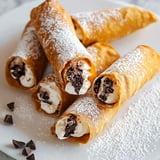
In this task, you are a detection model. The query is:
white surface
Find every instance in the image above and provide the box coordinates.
[0,0,160,160]
[0,0,160,16]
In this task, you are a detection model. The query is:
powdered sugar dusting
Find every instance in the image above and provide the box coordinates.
[67,95,103,127]
[12,27,43,60]
[72,8,121,32]
[106,47,143,73]
[87,73,160,160]
[13,94,55,141]
[38,1,91,64]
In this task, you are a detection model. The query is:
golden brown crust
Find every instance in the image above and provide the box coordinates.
[72,7,158,46]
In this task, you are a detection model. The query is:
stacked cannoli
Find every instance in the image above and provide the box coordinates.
[53,45,160,143]
[5,0,160,144]
[32,42,119,116]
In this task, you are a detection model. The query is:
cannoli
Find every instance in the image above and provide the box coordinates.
[31,42,119,116]
[31,73,77,116]
[5,21,47,90]
[51,94,117,144]
[72,7,158,46]
[92,45,160,108]
[30,0,96,95]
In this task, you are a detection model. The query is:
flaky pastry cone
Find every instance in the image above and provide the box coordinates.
[72,7,158,46]
[5,21,47,90]
[30,0,96,95]
[92,45,160,108]
[31,42,119,116]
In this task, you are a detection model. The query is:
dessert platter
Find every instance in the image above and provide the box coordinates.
[0,0,160,159]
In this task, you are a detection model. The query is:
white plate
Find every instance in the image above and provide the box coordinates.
[0,0,160,160]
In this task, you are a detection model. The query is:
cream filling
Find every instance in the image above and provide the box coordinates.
[55,115,89,140]
[37,82,61,114]
[65,62,91,95]
[10,57,34,87]
[19,66,34,87]
[97,77,119,105]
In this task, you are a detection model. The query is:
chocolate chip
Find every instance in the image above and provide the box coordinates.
[67,67,74,75]
[94,77,102,93]
[39,91,49,100]
[10,63,25,79]
[97,78,114,102]
[39,91,52,105]
[7,102,15,112]
[67,67,73,74]
[103,78,113,87]
[64,114,77,137]
[105,87,114,93]
[26,153,35,160]
[67,66,84,94]
[73,74,84,94]
[22,147,32,156]
[26,140,36,150]
[12,139,25,149]
[4,114,13,125]
[98,94,107,102]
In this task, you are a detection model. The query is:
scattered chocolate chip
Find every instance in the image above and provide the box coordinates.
[64,114,77,137]
[22,147,32,156]
[67,66,84,94]
[98,94,107,102]
[7,102,15,112]
[12,139,25,149]
[26,153,35,160]
[94,77,102,93]
[39,91,52,105]
[26,140,36,150]
[4,114,13,125]
[10,63,25,79]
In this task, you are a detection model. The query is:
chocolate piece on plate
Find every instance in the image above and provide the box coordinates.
[26,140,36,150]
[4,114,13,125]
[12,139,25,149]
[26,153,35,160]
[7,102,15,111]
[22,147,32,156]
